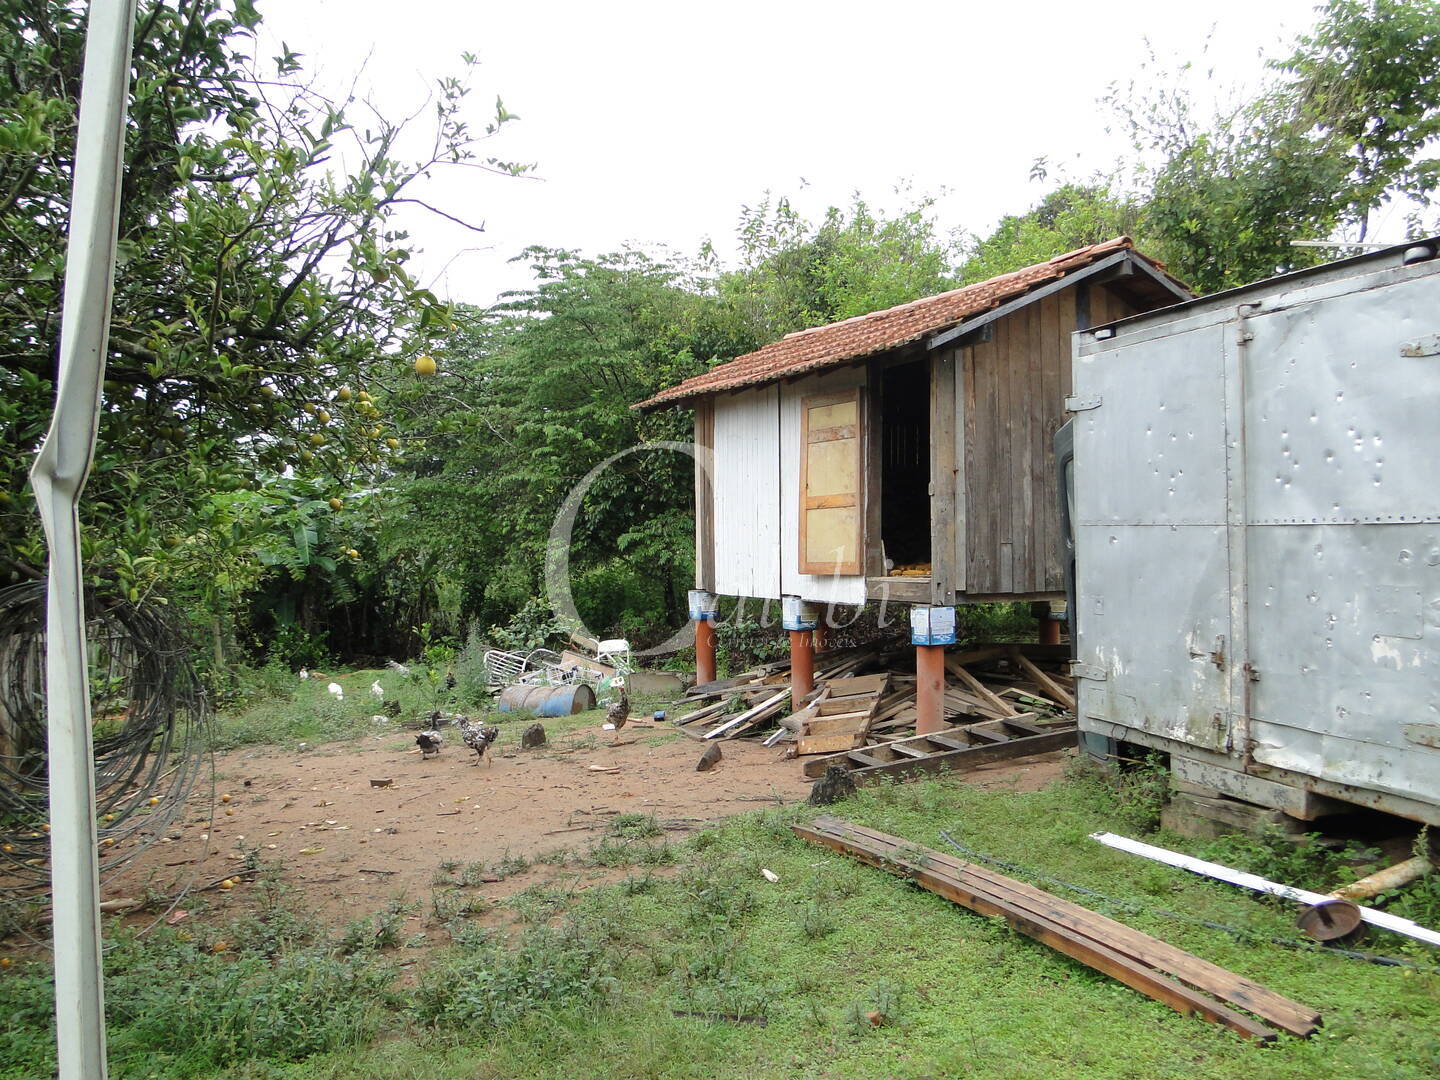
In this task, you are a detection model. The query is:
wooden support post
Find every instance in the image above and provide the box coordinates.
[790,630,814,700]
[694,618,717,686]
[916,644,946,734]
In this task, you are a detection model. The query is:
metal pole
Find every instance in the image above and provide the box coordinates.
[28,4,138,1078]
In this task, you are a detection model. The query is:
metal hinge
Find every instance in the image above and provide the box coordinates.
[1069,661,1106,681]
[1065,395,1102,412]
[1188,635,1226,670]
[1400,334,1440,358]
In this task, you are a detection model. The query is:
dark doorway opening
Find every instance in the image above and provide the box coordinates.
[879,359,931,571]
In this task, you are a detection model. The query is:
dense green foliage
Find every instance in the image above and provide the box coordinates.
[1115,0,1440,292]
[2,0,1439,676]
[0,0,522,669]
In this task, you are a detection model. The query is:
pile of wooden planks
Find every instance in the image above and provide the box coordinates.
[672,645,883,740]
[799,714,1075,781]
[780,673,890,756]
[670,643,1078,774]
[794,817,1321,1042]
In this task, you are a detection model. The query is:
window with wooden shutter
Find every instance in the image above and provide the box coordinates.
[799,389,863,575]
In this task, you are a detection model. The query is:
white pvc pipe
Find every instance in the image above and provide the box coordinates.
[1091,832,1440,950]
[28,3,138,1078]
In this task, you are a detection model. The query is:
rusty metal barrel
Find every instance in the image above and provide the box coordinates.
[496,683,595,717]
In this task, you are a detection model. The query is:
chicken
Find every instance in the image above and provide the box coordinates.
[370,680,384,697]
[386,659,411,677]
[415,729,443,759]
[327,682,344,700]
[602,687,630,743]
[452,714,500,766]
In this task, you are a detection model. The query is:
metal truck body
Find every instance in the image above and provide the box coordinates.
[1069,239,1440,825]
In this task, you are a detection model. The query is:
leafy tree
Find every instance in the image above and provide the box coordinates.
[1277,0,1440,239]
[959,182,1142,284]
[0,0,520,656]
[713,192,958,343]
[1111,0,1440,293]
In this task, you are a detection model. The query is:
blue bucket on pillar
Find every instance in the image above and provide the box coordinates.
[687,589,720,621]
[910,605,957,646]
[782,595,819,632]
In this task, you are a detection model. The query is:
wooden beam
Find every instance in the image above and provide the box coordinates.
[803,818,1320,1039]
[930,349,959,605]
[944,656,1019,717]
[927,252,1130,352]
[848,727,1075,782]
[693,398,716,591]
[1010,648,1076,712]
[794,822,1280,1041]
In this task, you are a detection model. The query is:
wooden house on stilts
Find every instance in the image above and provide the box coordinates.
[636,237,1190,730]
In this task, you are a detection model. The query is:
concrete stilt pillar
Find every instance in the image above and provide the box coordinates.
[1033,600,1063,645]
[916,644,947,735]
[783,596,820,702]
[911,605,957,736]
[790,629,814,700]
[688,589,720,686]
[812,619,827,655]
[694,617,717,685]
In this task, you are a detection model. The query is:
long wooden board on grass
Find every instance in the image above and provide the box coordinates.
[823,819,1320,1038]
[793,817,1320,1041]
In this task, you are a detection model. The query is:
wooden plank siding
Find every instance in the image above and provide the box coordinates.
[692,398,716,591]
[929,349,959,604]
[961,285,1143,596]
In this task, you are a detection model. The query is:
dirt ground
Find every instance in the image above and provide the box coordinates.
[104,717,1067,931]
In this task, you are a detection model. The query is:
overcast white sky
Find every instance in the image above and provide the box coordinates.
[257,0,1372,308]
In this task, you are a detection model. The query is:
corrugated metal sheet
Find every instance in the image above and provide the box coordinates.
[711,386,782,599]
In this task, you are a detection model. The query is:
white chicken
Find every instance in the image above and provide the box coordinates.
[298,669,309,680]
[370,680,384,697]
[327,682,344,700]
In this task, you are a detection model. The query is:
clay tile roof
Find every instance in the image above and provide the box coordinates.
[636,237,1178,410]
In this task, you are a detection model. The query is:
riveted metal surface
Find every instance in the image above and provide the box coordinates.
[1071,323,1230,526]
[1244,271,1440,526]
[1073,239,1440,820]
[1072,520,1233,751]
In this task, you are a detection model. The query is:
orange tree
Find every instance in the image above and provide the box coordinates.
[0,0,521,666]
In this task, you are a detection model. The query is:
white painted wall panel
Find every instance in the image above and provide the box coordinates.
[712,387,782,599]
[780,368,869,606]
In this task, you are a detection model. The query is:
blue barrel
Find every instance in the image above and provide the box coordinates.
[497,683,595,716]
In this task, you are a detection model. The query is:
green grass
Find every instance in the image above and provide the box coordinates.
[5,770,1439,1079]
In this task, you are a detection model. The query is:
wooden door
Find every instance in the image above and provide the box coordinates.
[799,389,863,575]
